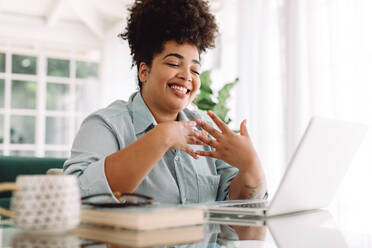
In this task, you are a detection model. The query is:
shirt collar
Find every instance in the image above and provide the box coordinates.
[128,91,195,135]
[177,110,189,121]
[129,91,158,135]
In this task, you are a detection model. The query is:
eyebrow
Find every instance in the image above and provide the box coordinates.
[163,53,200,65]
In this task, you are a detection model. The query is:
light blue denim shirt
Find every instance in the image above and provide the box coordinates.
[64,91,239,204]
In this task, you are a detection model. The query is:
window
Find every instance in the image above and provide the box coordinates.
[0,50,99,157]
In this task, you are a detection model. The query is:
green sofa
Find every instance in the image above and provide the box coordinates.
[0,156,66,209]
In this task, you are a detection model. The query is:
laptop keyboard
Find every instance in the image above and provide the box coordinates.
[223,202,266,209]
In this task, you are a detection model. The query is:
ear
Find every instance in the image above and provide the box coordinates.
[138,62,150,85]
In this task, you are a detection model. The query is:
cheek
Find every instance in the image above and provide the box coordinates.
[189,84,200,101]
[192,79,201,92]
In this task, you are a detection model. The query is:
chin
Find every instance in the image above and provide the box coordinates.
[167,102,188,112]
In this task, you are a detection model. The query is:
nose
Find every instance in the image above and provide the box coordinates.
[177,67,192,82]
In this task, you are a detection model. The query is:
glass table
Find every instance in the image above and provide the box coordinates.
[1,209,372,248]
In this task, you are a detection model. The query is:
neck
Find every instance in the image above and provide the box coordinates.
[141,91,178,123]
[152,111,178,123]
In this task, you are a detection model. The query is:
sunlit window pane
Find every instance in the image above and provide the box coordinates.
[75,84,97,113]
[47,58,70,77]
[9,150,35,156]
[0,53,5,73]
[46,83,69,110]
[0,79,4,108]
[76,61,98,79]
[45,116,69,145]
[0,115,3,144]
[10,115,35,144]
[45,150,69,158]
[11,80,36,109]
[12,54,37,75]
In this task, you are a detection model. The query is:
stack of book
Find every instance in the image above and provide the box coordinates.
[73,205,206,247]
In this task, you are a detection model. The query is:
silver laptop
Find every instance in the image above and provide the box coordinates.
[207,116,368,217]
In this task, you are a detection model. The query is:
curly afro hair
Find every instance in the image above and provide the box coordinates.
[119,0,218,88]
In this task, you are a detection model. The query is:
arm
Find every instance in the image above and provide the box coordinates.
[65,115,203,196]
[194,111,267,200]
[105,121,200,193]
[228,159,267,200]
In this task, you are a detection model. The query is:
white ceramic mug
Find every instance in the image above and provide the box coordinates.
[0,175,80,233]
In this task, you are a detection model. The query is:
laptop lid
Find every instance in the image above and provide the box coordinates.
[267,116,368,216]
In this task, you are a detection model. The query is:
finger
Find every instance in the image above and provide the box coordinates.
[195,150,217,158]
[183,145,199,159]
[195,119,222,139]
[188,131,209,145]
[207,110,230,133]
[202,130,209,136]
[190,130,208,138]
[193,130,218,147]
[187,136,209,146]
[183,121,197,127]
[240,119,248,136]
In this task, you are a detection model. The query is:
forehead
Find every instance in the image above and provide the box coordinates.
[158,40,200,61]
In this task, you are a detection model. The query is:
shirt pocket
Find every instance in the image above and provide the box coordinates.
[197,174,221,202]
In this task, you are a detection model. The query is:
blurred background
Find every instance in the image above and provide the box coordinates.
[0,0,371,234]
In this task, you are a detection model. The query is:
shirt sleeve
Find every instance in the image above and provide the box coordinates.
[63,114,119,200]
[215,159,239,201]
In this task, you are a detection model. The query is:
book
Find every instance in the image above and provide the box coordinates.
[80,205,206,231]
[73,224,205,247]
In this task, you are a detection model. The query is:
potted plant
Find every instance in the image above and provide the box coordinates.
[193,70,238,125]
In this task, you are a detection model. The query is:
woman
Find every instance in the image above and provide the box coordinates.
[64,0,267,204]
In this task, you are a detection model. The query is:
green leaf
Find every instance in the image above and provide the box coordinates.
[195,98,216,110]
[217,78,238,106]
[199,70,213,94]
[212,104,229,123]
[194,71,239,125]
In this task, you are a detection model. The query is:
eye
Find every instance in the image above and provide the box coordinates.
[166,62,179,67]
[191,70,200,76]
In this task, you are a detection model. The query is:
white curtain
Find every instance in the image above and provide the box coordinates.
[233,0,372,231]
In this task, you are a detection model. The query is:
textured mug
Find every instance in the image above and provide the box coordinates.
[0,175,80,233]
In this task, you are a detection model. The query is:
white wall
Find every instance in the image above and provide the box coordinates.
[0,13,100,53]
[100,21,137,107]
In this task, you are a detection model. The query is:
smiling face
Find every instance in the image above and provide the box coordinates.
[139,40,201,122]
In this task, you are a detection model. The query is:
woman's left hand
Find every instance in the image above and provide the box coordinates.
[194,111,260,171]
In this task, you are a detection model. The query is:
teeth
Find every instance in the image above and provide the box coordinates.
[170,85,188,94]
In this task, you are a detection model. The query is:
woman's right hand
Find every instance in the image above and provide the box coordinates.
[156,121,206,159]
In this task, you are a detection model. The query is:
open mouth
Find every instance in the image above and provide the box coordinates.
[168,83,191,94]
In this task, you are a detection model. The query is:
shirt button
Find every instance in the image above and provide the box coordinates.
[175,156,179,161]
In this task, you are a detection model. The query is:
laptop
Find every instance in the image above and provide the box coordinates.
[207,116,368,217]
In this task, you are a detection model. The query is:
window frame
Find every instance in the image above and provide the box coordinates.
[0,47,100,157]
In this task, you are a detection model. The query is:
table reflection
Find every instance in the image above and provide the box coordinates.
[267,210,348,248]
[210,209,349,248]
[12,232,80,248]
[4,210,357,248]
